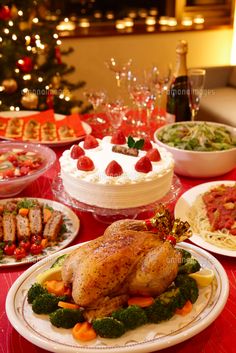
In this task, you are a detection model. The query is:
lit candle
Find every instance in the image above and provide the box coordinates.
[79,18,90,28]
[56,20,76,31]
[167,17,177,27]
[145,16,156,26]
[124,17,134,28]
[159,16,169,26]
[193,15,205,24]
[182,17,193,26]
[115,20,125,30]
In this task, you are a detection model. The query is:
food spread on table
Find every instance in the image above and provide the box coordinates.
[0,110,86,143]
[188,183,236,250]
[0,198,70,262]
[0,147,44,180]
[26,207,214,342]
[156,122,236,151]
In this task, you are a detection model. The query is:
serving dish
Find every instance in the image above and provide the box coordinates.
[174,180,236,257]
[154,121,236,178]
[0,198,80,267]
[0,141,56,197]
[0,111,92,147]
[6,242,228,353]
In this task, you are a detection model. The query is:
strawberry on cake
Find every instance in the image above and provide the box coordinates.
[59,131,174,209]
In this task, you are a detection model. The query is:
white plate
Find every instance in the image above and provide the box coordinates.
[0,198,80,267]
[6,242,229,353]
[0,111,91,146]
[175,180,236,257]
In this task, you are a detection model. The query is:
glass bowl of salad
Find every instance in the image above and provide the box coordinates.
[0,141,56,197]
[154,121,236,178]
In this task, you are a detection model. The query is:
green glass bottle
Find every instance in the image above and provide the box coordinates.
[166,40,191,123]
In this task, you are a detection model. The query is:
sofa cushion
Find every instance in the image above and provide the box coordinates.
[197,87,236,127]
[228,67,236,87]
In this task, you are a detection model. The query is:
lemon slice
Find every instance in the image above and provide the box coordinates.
[36,266,62,285]
[189,268,215,287]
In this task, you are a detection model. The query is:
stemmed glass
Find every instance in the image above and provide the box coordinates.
[105,99,128,133]
[83,89,107,125]
[187,69,206,121]
[104,57,132,88]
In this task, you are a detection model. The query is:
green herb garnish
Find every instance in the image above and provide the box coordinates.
[127,136,144,150]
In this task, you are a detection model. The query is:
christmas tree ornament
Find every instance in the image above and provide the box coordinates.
[10,5,18,19]
[21,92,38,109]
[2,79,18,94]
[0,6,11,21]
[19,21,31,31]
[51,74,61,89]
[17,57,33,73]
[55,47,62,64]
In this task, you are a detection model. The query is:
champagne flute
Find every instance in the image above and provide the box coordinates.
[187,69,206,121]
[104,57,132,88]
[105,99,128,133]
[83,89,107,125]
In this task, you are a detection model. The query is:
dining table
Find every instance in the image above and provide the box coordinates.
[0,114,236,353]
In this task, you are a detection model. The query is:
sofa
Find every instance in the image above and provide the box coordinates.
[196,65,236,127]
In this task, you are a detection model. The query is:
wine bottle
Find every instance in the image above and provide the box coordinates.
[166,40,191,123]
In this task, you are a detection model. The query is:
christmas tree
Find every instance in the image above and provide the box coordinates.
[0,0,88,115]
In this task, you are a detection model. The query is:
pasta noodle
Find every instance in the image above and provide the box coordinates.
[188,193,236,250]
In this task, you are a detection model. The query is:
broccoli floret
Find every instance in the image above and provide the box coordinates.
[145,298,174,323]
[27,283,48,304]
[178,258,201,274]
[92,317,126,338]
[175,274,199,304]
[112,305,148,330]
[178,249,191,264]
[49,308,84,328]
[32,293,68,314]
[158,286,187,310]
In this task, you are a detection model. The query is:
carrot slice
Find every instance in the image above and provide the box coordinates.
[44,280,65,296]
[18,208,29,216]
[43,208,52,223]
[58,301,80,310]
[175,300,193,316]
[128,296,154,308]
[72,322,97,341]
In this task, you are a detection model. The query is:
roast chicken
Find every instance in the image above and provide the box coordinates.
[61,208,191,319]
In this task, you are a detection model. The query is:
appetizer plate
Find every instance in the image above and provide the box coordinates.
[0,111,92,147]
[0,198,80,267]
[175,181,236,257]
[6,242,229,353]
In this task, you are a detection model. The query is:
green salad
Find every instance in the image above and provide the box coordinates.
[157,122,236,151]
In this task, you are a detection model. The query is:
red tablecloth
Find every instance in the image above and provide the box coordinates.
[1,119,236,353]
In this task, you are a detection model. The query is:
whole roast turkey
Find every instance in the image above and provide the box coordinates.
[61,207,191,319]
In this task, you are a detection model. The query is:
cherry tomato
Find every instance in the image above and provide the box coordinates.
[19,239,31,252]
[4,242,16,256]
[3,169,14,179]
[7,154,17,163]
[30,243,43,255]
[20,166,30,176]
[14,247,26,260]
[31,235,42,244]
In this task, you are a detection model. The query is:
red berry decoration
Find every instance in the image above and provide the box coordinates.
[17,57,33,73]
[0,6,11,21]
[142,138,153,151]
[146,148,161,162]
[105,160,123,177]
[77,156,95,171]
[70,145,85,159]
[83,135,99,149]
[135,156,152,173]
[111,130,126,145]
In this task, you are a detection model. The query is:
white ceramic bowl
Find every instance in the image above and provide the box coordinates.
[0,141,56,197]
[154,121,236,178]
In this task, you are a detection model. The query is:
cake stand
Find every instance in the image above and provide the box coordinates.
[52,174,182,223]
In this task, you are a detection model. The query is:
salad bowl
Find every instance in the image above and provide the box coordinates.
[154,121,236,178]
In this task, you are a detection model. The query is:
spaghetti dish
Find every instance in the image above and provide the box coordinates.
[188,184,236,250]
